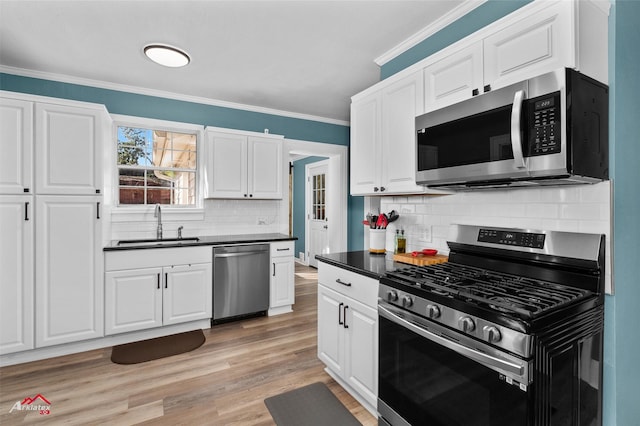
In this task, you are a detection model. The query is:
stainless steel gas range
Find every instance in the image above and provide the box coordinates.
[378,224,605,426]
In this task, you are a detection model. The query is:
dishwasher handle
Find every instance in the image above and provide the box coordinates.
[214,250,267,259]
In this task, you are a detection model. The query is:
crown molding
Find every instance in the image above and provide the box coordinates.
[0,65,350,127]
[374,0,487,66]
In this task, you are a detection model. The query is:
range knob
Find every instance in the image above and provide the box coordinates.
[401,295,413,308]
[387,290,398,302]
[426,304,441,319]
[483,326,502,343]
[458,316,476,333]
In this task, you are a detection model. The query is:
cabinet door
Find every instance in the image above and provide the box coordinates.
[163,263,212,325]
[381,71,426,194]
[248,137,283,199]
[206,131,247,198]
[270,256,295,308]
[317,285,344,375]
[350,92,381,195]
[344,299,378,407]
[0,195,34,354]
[0,98,33,194]
[104,267,163,335]
[424,42,483,111]
[483,2,573,91]
[35,103,104,195]
[35,195,103,347]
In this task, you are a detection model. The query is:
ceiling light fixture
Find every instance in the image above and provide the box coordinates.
[143,44,191,68]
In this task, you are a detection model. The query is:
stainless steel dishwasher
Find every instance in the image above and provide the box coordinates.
[212,244,270,323]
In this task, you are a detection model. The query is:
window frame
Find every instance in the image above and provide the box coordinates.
[110,115,205,221]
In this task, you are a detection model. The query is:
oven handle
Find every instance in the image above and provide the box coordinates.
[379,304,524,377]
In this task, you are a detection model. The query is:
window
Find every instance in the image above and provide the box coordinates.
[116,125,197,206]
[312,173,326,220]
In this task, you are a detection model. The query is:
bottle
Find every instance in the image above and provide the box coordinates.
[397,229,406,254]
[394,229,400,254]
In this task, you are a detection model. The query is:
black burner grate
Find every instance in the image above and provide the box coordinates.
[386,263,591,319]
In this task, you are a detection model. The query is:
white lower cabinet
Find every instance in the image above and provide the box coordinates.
[0,195,34,354]
[317,262,378,413]
[35,195,103,348]
[269,241,295,312]
[104,247,212,336]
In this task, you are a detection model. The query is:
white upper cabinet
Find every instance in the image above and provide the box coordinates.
[206,131,247,198]
[350,70,431,196]
[483,1,573,91]
[205,130,283,199]
[424,42,483,112]
[248,136,283,199]
[350,92,381,195]
[0,97,33,195]
[380,71,426,194]
[35,102,107,195]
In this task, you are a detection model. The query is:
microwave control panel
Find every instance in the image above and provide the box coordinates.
[527,91,561,156]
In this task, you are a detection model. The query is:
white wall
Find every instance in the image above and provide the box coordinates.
[375,181,612,293]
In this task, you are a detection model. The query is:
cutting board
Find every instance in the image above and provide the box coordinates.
[393,253,448,266]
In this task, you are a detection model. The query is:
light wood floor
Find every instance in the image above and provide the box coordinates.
[0,264,377,425]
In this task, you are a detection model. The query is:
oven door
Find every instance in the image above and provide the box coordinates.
[378,303,532,426]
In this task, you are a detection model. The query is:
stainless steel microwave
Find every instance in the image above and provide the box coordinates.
[415,68,609,190]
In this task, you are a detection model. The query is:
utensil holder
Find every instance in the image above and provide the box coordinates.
[369,229,386,254]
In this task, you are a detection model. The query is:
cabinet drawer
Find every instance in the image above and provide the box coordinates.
[318,262,378,309]
[271,241,294,258]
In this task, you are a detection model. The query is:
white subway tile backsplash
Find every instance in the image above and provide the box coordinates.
[378,183,612,293]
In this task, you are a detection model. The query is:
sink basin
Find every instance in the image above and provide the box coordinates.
[116,237,200,246]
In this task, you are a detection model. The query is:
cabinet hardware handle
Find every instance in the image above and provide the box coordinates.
[157,273,160,289]
[96,202,101,219]
[24,187,30,193]
[472,88,479,96]
[165,273,168,289]
[336,278,352,287]
[343,305,349,329]
[276,248,290,251]
[24,202,30,221]
[484,84,492,93]
[249,194,253,197]
[273,263,276,276]
[338,302,344,325]
[380,186,386,192]
[373,187,379,192]
[244,194,248,197]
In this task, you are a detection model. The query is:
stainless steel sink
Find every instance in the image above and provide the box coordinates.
[116,237,200,247]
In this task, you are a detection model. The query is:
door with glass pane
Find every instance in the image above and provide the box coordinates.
[306,161,329,268]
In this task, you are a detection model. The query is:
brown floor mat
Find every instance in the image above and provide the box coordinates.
[110,329,205,364]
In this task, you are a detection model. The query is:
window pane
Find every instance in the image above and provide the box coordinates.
[119,187,145,205]
[119,168,145,186]
[147,170,173,187]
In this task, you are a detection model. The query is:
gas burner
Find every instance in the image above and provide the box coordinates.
[386,262,592,319]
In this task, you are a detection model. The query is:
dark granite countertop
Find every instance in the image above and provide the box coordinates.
[104,233,297,251]
[315,251,406,280]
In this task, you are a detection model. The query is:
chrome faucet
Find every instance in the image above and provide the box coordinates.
[154,204,163,240]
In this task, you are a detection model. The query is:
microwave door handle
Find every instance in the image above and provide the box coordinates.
[510,90,527,169]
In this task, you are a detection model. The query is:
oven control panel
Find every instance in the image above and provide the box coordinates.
[478,229,545,249]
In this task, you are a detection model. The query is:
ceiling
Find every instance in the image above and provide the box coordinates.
[0,1,469,123]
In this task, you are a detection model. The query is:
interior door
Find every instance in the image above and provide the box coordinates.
[306,161,329,268]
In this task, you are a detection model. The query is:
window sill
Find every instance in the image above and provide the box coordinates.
[110,206,205,223]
